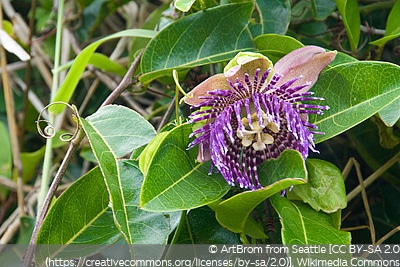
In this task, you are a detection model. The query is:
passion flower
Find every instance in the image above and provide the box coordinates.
[185,46,336,189]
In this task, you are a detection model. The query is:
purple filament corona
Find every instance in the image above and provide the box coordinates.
[188,68,328,190]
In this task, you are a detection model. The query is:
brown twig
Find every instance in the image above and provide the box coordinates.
[101,49,144,107]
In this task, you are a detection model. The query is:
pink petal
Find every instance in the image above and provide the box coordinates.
[274,46,337,91]
[183,73,229,106]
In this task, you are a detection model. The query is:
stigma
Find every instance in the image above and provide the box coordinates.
[237,111,280,151]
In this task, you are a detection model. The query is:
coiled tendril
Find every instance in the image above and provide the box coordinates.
[36,102,80,142]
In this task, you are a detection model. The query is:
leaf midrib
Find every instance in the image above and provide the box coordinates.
[82,118,132,243]
[146,162,206,206]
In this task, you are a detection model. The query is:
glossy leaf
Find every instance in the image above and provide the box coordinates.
[311,0,337,20]
[334,0,360,53]
[36,166,121,246]
[139,131,169,176]
[254,34,303,62]
[291,159,347,213]
[270,195,351,244]
[215,150,307,233]
[209,200,267,240]
[85,105,156,157]
[140,123,230,212]
[175,207,241,244]
[81,107,169,244]
[310,61,400,143]
[35,162,171,263]
[139,2,254,84]
[50,29,156,114]
[369,0,400,47]
[329,51,358,66]
[255,0,290,34]
[116,160,173,244]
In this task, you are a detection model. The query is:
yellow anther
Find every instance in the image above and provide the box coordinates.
[266,121,279,133]
[261,132,274,144]
[252,141,266,151]
[241,134,253,147]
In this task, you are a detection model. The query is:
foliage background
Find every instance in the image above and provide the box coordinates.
[0,0,399,262]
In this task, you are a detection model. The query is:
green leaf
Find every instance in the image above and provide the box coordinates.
[255,0,290,34]
[174,0,196,12]
[243,218,268,240]
[270,195,351,244]
[36,166,121,245]
[117,160,173,244]
[85,105,156,157]
[311,0,337,20]
[311,61,400,143]
[139,2,254,84]
[215,150,307,234]
[50,29,156,114]
[378,99,400,127]
[369,0,400,47]
[329,51,358,67]
[291,159,347,213]
[370,116,400,149]
[139,131,169,176]
[334,0,360,53]
[140,123,230,212]
[89,53,127,76]
[36,161,173,265]
[175,206,241,244]
[81,107,170,244]
[20,147,46,183]
[254,34,303,62]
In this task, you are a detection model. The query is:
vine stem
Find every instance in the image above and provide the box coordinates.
[36,0,65,214]
[23,46,145,267]
[23,130,83,267]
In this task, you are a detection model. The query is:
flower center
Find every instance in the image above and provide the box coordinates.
[237,111,280,151]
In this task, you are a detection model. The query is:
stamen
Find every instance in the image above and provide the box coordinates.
[244,73,252,92]
[258,69,271,92]
[253,68,261,93]
[280,76,302,90]
[269,73,281,86]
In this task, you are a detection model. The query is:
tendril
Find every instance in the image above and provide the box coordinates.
[36,102,80,142]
